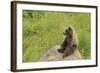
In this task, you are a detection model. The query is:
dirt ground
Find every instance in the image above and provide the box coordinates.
[39,45,82,62]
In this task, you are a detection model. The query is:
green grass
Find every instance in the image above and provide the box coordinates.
[22,10,91,62]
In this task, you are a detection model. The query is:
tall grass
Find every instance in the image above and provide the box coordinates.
[22,10,91,62]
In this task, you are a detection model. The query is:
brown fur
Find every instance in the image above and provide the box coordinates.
[57,26,78,58]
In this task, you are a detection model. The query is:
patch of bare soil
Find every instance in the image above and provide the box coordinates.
[39,45,82,62]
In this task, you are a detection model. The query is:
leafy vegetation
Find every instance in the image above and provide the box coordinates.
[22,10,91,62]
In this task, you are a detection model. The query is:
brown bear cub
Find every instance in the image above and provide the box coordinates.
[57,26,78,58]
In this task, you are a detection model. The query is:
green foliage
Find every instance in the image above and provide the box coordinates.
[22,10,91,62]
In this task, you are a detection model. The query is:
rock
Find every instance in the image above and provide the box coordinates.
[39,45,82,62]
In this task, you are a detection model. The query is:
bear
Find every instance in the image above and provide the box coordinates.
[57,26,78,58]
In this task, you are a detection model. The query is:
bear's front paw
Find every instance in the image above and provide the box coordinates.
[57,49,64,53]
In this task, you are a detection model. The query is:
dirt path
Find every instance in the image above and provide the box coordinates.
[39,45,82,62]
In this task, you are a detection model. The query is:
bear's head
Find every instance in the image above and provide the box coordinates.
[63,26,73,39]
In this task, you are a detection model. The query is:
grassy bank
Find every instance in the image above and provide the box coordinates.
[22,10,91,62]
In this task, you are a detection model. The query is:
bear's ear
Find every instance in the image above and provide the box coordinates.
[68,26,72,31]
